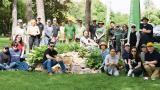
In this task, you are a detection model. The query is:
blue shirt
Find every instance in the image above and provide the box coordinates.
[9,48,21,63]
[101,48,109,61]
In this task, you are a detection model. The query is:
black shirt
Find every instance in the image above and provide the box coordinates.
[145,51,160,67]
[130,31,137,47]
[140,23,153,44]
[129,54,141,68]
[37,22,44,37]
[43,48,58,62]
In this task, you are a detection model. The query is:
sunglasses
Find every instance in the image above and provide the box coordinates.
[50,45,54,47]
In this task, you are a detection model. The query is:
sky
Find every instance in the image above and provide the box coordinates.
[101,0,160,14]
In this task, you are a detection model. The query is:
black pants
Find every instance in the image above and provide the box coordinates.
[29,36,39,50]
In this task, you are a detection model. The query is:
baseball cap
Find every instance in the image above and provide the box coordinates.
[146,42,154,47]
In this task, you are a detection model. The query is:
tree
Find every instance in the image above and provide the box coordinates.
[26,0,32,22]
[85,0,91,31]
[36,0,45,24]
[11,0,17,39]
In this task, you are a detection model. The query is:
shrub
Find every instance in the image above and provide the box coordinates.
[86,48,102,69]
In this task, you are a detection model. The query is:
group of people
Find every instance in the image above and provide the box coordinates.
[0,16,160,80]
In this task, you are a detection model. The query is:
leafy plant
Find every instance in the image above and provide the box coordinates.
[86,48,102,69]
[26,45,48,65]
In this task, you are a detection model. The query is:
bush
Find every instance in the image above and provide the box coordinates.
[26,45,48,65]
[86,48,102,69]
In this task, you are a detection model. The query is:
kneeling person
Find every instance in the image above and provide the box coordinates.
[42,42,66,75]
[104,48,119,76]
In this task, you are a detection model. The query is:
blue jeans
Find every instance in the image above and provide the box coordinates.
[43,59,66,73]
[0,64,7,70]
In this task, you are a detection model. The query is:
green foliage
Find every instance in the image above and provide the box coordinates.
[78,47,89,58]
[86,48,102,69]
[26,45,48,65]
[56,42,81,54]
[111,12,129,25]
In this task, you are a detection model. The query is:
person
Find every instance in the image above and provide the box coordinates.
[52,18,60,43]
[64,19,76,42]
[104,48,119,76]
[90,20,98,40]
[99,42,109,71]
[114,25,123,52]
[139,17,153,46]
[122,43,131,74]
[42,19,53,45]
[80,30,98,51]
[27,19,40,51]
[75,20,85,42]
[143,42,160,80]
[127,47,143,77]
[13,19,25,41]
[0,46,10,70]
[140,44,147,62]
[122,24,128,39]
[58,22,65,43]
[108,21,116,49]
[129,25,140,48]
[95,21,106,44]
[42,42,66,75]
[14,35,25,53]
[37,17,44,45]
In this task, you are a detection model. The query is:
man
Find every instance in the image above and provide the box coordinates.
[90,20,98,40]
[143,42,160,80]
[64,19,76,42]
[122,43,131,74]
[139,17,153,46]
[0,46,10,70]
[42,42,66,75]
[37,17,44,45]
[52,18,60,43]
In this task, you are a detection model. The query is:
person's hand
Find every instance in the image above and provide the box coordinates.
[142,29,147,33]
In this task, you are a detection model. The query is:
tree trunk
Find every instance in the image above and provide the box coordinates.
[11,0,17,39]
[85,0,91,32]
[26,0,33,22]
[36,0,45,24]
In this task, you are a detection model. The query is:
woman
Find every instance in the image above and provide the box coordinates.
[95,21,106,44]
[27,19,40,51]
[99,42,109,69]
[104,48,119,76]
[127,47,143,77]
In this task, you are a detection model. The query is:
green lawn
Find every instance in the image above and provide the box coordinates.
[0,37,160,90]
[0,37,11,49]
[0,71,160,90]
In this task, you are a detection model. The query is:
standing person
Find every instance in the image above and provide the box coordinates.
[58,22,65,43]
[37,17,44,45]
[104,48,119,76]
[52,18,60,43]
[143,42,160,80]
[122,43,131,74]
[108,21,116,49]
[64,19,76,42]
[127,47,143,77]
[129,25,140,48]
[42,42,66,75]
[114,25,123,52]
[95,21,106,44]
[41,19,53,45]
[90,20,98,40]
[122,24,128,39]
[0,46,10,70]
[27,19,40,51]
[13,19,25,41]
[139,17,153,46]
[75,20,86,42]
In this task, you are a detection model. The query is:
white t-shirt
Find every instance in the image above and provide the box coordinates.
[104,54,119,65]
[27,25,40,36]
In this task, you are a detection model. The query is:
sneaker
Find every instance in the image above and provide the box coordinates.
[48,72,53,76]
[127,69,133,76]
[131,73,135,77]
[144,77,149,80]
[151,78,156,80]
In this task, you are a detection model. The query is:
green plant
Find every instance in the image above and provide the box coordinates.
[78,47,89,58]
[26,45,48,65]
[86,48,102,69]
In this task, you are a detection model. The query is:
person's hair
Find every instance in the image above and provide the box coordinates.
[110,21,115,24]
[11,42,19,47]
[131,46,140,57]
[110,47,117,53]
[122,24,128,30]
[48,42,55,46]
[83,30,89,36]
[14,35,24,45]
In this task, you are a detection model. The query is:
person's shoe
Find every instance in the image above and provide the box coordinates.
[48,72,53,76]
[151,78,156,80]
[131,73,135,77]
[144,77,149,80]
[127,69,133,77]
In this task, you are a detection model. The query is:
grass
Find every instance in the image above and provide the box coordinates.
[0,71,160,90]
[0,37,11,49]
[0,37,160,90]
